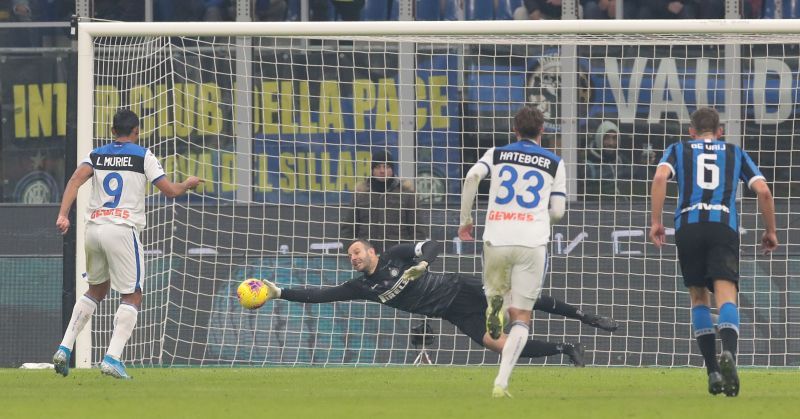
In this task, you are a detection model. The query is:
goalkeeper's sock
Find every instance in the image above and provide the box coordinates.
[493,321,529,390]
[692,305,719,374]
[718,302,740,358]
[106,303,138,359]
[532,294,580,319]
[519,340,560,358]
[60,295,98,349]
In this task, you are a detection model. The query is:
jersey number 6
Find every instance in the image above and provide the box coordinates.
[495,166,544,209]
[696,153,720,190]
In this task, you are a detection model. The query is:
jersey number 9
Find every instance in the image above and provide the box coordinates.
[102,173,124,208]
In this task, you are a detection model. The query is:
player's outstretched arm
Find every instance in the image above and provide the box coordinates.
[549,195,566,224]
[459,163,489,240]
[399,240,441,281]
[154,176,204,198]
[56,163,94,235]
[751,179,779,254]
[276,280,366,304]
[649,165,671,247]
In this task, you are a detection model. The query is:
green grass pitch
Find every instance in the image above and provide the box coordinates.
[2,367,798,418]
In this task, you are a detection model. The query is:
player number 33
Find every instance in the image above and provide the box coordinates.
[495,166,544,209]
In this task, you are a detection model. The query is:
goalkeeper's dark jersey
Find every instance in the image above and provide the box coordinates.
[281,242,463,318]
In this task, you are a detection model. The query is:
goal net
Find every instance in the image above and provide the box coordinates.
[76,20,800,368]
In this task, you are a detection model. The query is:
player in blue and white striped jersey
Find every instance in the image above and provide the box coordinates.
[650,107,778,397]
[52,109,202,379]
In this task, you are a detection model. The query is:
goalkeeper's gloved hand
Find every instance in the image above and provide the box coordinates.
[400,261,429,281]
[263,279,282,300]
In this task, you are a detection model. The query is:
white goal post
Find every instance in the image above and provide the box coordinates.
[74,19,800,368]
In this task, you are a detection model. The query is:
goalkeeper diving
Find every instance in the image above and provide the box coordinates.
[258,239,618,366]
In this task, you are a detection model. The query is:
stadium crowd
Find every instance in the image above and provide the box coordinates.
[0,0,788,23]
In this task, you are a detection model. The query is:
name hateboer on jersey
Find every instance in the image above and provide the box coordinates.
[82,141,166,230]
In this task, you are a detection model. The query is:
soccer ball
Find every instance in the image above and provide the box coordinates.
[237,278,269,309]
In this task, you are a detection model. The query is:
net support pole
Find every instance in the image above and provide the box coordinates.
[75,0,89,17]
[724,0,742,147]
[235,0,253,202]
[397,0,416,179]
[74,19,93,369]
[561,0,579,198]
[145,0,154,22]
[61,18,80,372]
[300,0,309,21]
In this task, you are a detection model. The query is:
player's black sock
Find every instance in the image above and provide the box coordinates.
[519,340,561,358]
[533,295,580,320]
[718,302,740,358]
[692,305,719,374]
[718,328,738,359]
[696,334,720,374]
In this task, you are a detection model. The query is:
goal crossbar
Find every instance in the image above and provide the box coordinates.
[77,19,800,37]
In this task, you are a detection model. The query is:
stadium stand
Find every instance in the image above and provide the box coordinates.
[763,0,800,18]
[464,0,494,20]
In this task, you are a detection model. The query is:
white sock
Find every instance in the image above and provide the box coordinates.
[60,295,98,349]
[494,321,530,389]
[106,303,138,360]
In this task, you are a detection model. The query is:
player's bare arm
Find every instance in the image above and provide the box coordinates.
[458,161,489,241]
[751,179,778,254]
[154,176,204,198]
[549,194,566,224]
[649,165,671,247]
[56,163,94,235]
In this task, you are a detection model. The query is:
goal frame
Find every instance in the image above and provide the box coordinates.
[74,19,800,368]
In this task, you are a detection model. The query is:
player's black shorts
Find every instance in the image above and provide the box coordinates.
[442,275,488,345]
[674,222,739,291]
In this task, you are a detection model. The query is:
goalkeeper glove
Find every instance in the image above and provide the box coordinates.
[400,261,429,281]
[263,279,282,300]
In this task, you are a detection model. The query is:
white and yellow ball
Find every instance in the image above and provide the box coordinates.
[237,278,269,309]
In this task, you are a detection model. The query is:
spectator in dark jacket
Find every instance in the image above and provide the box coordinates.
[515,0,563,19]
[582,0,643,19]
[340,150,428,253]
[638,0,698,19]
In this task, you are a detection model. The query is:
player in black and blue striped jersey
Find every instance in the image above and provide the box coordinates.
[649,107,778,397]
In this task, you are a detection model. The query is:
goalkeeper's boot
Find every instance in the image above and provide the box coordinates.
[486,295,506,340]
[563,342,586,367]
[581,313,619,332]
[719,350,739,397]
[52,345,71,377]
[100,355,132,380]
[707,371,724,395]
[492,385,512,399]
